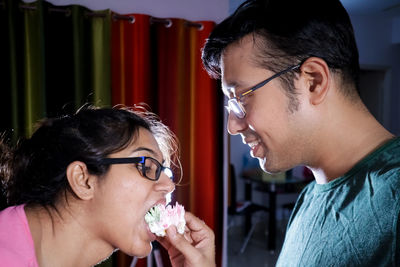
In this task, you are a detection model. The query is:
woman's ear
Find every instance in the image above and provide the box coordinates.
[66,161,95,200]
[300,57,330,106]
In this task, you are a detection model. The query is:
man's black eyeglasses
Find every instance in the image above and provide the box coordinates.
[226,64,301,119]
[98,156,174,182]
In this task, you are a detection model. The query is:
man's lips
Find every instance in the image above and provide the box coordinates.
[246,139,261,149]
[245,139,262,158]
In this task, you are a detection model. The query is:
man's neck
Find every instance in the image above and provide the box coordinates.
[308,100,394,184]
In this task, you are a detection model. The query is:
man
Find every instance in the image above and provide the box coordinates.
[202,0,400,265]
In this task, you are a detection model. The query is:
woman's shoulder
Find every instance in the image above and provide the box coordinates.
[0,204,25,223]
[0,204,38,266]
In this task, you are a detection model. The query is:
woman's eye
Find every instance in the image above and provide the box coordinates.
[135,163,145,172]
[144,165,152,174]
[136,163,154,175]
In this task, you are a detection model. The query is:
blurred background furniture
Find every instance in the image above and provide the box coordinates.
[239,168,311,252]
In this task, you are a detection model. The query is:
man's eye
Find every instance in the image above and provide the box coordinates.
[240,95,249,105]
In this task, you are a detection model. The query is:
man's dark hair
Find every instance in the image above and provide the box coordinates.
[202,0,360,101]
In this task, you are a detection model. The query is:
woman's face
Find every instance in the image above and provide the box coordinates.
[90,127,175,257]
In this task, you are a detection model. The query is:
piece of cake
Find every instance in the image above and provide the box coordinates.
[145,202,186,237]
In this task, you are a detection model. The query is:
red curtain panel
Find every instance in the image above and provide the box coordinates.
[154,18,220,237]
[111,13,154,109]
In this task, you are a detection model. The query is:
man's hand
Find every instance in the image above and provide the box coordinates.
[156,212,216,267]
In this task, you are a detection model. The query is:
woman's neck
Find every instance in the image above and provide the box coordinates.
[25,204,114,267]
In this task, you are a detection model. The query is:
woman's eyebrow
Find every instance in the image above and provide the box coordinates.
[130,147,163,161]
[131,147,156,155]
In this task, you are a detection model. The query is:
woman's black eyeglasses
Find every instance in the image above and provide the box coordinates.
[98,156,174,182]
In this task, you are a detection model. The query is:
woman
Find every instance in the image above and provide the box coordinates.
[0,106,215,267]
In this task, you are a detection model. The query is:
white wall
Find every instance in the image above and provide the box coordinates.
[351,14,400,134]
[24,0,229,22]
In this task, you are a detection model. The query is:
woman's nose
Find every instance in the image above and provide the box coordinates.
[155,172,175,193]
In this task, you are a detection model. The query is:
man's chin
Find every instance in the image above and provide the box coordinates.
[258,157,268,172]
[260,158,285,174]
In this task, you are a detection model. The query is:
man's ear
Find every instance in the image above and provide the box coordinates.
[66,161,96,200]
[300,57,330,105]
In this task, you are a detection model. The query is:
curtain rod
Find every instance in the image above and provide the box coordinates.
[150,17,203,30]
[112,14,135,24]
[150,17,173,28]
[19,4,37,11]
[19,5,94,19]
[16,4,204,29]
[185,21,204,31]
[84,11,107,18]
[19,4,70,16]
[48,7,71,17]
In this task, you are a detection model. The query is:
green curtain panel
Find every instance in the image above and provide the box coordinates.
[2,1,112,139]
[0,0,14,140]
[90,9,111,107]
[0,0,11,136]
[43,1,75,117]
[71,5,91,108]
[22,0,46,137]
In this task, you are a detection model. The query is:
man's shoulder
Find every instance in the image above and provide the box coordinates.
[362,137,400,185]
[374,136,400,165]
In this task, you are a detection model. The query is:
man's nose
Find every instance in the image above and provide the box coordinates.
[227,112,247,135]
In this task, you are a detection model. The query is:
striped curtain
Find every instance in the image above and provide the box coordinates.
[1,1,223,266]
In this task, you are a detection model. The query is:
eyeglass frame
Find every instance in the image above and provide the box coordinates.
[98,156,174,182]
[227,63,301,119]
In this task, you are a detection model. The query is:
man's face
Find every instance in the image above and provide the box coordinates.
[220,36,311,173]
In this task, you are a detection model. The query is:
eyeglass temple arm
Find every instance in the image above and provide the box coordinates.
[98,157,145,164]
[241,64,301,97]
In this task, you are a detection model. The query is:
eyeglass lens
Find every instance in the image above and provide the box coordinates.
[140,157,174,182]
[228,98,245,119]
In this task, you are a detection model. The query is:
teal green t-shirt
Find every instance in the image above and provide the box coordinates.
[276,138,400,267]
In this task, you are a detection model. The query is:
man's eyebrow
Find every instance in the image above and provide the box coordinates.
[223,81,237,92]
[223,81,247,97]
[225,81,239,88]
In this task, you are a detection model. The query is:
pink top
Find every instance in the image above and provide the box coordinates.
[0,205,39,267]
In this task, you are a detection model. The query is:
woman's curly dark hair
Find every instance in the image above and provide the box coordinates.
[0,106,180,210]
